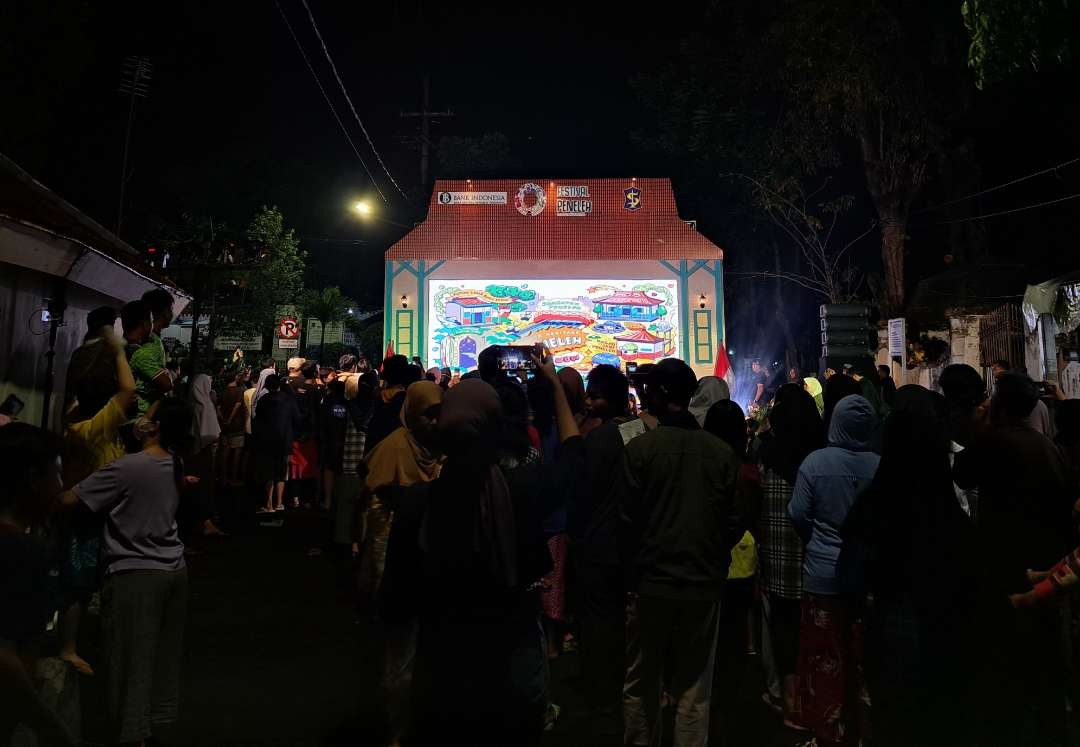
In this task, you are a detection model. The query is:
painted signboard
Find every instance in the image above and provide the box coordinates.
[427,278,680,374]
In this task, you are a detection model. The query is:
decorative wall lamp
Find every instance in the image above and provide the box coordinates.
[400,295,409,309]
[698,293,707,309]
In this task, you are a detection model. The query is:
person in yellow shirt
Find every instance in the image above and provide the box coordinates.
[60,319,137,676]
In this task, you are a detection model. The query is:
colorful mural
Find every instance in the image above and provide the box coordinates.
[428,279,680,373]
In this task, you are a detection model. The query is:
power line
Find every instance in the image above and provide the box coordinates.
[935,191,1080,224]
[298,0,408,202]
[916,154,1080,214]
[273,0,387,204]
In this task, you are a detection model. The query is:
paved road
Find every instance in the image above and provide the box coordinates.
[73,507,799,746]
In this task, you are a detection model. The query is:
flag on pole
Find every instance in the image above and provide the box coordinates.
[714,345,735,392]
[381,340,395,372]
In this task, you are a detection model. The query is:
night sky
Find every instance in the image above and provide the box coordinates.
[4,1,1079,333]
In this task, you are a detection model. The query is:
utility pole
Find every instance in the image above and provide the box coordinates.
[400,74,453,187]
[116,56,152,237]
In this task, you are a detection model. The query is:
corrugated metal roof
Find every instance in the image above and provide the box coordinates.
[385,178,723,261]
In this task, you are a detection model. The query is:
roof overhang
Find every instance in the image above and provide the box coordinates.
[386,178,723,263]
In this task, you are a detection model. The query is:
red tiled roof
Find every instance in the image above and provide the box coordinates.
[595,290,659,306]
[386,178,723,262]
[533,312,593,325]
[615,329,666,343]
[447,296,493,307]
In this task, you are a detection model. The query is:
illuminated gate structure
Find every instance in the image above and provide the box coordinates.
[384,178,725,378]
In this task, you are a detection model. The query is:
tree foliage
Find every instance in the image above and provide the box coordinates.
[484,284,537,301]
[962,0,1073,88]
[297,286,357,363]
[242,205,305,335]
[635,1,970,315]
[767,0,970,313]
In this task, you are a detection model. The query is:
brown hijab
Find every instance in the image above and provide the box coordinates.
[364,381,443,492]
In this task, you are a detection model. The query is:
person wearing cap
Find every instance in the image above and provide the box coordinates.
[285,357,306,392]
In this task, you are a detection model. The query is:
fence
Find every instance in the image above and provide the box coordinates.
[979,303,1026,369]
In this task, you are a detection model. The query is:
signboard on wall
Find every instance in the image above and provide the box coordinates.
[437,191,507,205]
[427,278,681,374]
[888,318,906,359]
[214,334,263,350]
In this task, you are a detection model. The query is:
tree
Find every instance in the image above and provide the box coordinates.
[731,174,874,303]
[771,0,969,314]
[241,205,306,337]
[962,0,1073,88]
[297,286,357,364]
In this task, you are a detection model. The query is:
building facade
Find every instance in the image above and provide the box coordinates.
[384,178,725,378]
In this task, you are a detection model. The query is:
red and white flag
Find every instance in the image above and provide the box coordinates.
[380,340,395,372]
[714,346,736,391]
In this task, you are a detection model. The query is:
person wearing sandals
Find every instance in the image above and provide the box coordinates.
[252,375,301,513]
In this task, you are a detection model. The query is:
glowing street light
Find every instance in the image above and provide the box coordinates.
[350,199,412,229]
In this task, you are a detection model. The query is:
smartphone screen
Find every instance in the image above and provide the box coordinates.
[496,345,541,371]
[0,393,24,417]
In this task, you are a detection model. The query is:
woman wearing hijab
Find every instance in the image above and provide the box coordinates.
[380,355,583,744]
[688,375,730,427]
[249,361,276,418]
[755,387,824,729]
[357,381,444,606]
[187,372,224,537]
[558,366,601,437]
[845,386,979,747]
[704,399,761,732]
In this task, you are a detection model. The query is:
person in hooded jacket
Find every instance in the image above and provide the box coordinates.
[788,394,879,746]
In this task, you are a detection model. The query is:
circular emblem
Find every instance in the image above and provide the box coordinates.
[278,316,300,339]
[514,183,547,216]
[438,191,452,205]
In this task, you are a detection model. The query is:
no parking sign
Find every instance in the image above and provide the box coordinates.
[277,316,300,340]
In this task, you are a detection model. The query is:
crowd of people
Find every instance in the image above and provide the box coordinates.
[5,296,1080,747]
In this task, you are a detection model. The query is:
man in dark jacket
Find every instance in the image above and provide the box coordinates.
[252,374,301,513]
[617,359,740,747]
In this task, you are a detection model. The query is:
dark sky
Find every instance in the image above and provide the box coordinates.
[4,1,1078,324]
[3,1,688,308]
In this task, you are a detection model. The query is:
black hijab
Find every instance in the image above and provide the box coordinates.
[758,387,824,483]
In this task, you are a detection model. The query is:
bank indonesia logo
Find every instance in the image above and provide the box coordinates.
[624,186,642,211]
[438,192,452,205]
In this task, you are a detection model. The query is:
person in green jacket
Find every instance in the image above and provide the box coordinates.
[618,358,742,747]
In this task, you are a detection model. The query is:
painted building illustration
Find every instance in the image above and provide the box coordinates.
[384,178,725,378]
[595,290,665,322]
[444,296,497,326]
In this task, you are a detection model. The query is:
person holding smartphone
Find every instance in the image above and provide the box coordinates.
[59,318,139,677]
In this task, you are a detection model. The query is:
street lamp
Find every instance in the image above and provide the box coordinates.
[350,199,412,229]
